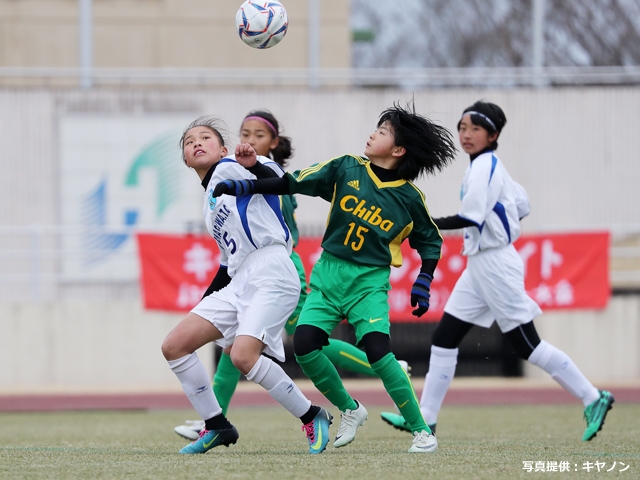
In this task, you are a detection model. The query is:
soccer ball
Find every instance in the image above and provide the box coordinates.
[236,1,288,49]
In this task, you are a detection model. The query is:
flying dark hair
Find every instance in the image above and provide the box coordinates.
[377,102,457,181]
[457,100,507,150]
[242,110,294,168]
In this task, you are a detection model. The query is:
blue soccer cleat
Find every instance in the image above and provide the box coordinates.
[179,426,239,454]
[302,407,333,454]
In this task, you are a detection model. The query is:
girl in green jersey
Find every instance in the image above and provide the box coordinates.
[213,103,456,453]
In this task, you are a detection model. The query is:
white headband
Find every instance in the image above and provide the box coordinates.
[464,111,497,131]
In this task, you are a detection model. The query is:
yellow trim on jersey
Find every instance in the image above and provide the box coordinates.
[326,184,337,227]
[406,181,444,245]
[293,155,351,182]
[364,159,407,188]
[389,222,414,267]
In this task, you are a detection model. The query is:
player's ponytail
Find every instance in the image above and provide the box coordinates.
[270,134,293,168]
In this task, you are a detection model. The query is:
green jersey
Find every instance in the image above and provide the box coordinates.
[280,193,299,247]
[286,154,442,267]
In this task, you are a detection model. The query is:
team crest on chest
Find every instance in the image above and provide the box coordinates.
[208,190,217,210]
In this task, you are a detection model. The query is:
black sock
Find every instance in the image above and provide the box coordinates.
[204,413,233,431]
[300,405,321,425]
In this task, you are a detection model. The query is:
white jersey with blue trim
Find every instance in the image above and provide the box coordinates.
[457,150,530,256]
[202,154,292,277]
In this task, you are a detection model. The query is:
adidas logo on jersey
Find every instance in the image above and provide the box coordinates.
[347,180,360,190]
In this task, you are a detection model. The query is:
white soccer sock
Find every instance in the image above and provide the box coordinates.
[420,345,458,425]
[168,352,222,420]
[246,355,311,418]
[528,340,600,406]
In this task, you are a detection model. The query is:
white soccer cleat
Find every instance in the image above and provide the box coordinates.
[174,419,205,441]
[397,359,412,377]
[408,429,438,453]
[333,400,368,448]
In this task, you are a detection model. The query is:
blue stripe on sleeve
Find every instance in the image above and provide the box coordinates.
[488,154,498,183]
[264,194,290,242]
[236,195,258,249]
[492,202,511,243]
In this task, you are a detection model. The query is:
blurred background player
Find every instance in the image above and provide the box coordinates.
[213,102,457,453]
[162,116,332,454]
[379,100,614,442]
[174,110,409,441]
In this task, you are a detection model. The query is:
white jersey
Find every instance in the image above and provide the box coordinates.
[458,151,530,256]
[202,154,292,277]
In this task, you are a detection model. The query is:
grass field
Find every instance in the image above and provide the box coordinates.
[0,403,637,480]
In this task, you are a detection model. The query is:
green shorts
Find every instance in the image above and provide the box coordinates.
[297,251,391,345]
[284,250,309,336]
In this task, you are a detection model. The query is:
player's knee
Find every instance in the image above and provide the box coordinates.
[505,321,541,360]
[431,312,471,349]
[229,343,261,375]
[161,335,181,361]
[362,332,391,364]
[293,324,328,356]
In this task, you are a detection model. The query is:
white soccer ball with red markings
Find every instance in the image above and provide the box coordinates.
[236,1,288,49]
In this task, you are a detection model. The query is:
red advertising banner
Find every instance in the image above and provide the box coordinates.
[137,233,220,312]
[137,231,610,320]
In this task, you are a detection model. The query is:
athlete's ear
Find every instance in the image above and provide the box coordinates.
[269,136,279,152]
[392,146,406,157]
[488,132,499,143]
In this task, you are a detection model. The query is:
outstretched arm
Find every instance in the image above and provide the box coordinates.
[434,214,475,230]
[213,176,290,197]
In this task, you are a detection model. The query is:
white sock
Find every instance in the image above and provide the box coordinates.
[168,352,222,420]
[528,340,600,406]
[420,345,458,425]
[246,355,311,418]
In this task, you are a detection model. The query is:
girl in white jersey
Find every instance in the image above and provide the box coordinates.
[173,110,394,443]
[161,116,332,455]
[380,101,614,442]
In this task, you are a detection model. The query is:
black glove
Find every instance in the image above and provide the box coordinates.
[410,272,432,317]
[212,179,255,197]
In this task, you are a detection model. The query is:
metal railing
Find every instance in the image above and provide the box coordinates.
[2,66,640,89]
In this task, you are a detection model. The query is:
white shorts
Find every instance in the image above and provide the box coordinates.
[190,244,300,362]
[444,244,542,332]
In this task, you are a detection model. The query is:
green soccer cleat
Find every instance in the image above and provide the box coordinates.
[179,426,239,454]
[380,412,436,435]
[302,407,333,454]
[582,390,615,441]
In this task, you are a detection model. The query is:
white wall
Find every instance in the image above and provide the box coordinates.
[524,296,640,383]
[1,86,639,391]
[0,302,211,393]
[2,87,639,234]
[0,296,638,393]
